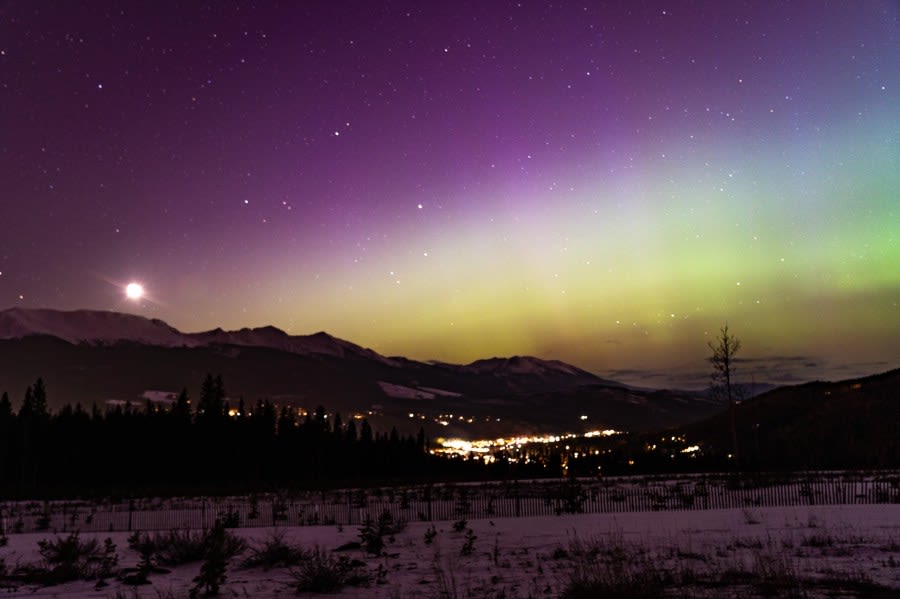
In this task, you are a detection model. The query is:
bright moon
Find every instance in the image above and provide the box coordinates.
[125,282,144,300]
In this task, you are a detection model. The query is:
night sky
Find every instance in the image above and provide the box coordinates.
[1,1,897,388]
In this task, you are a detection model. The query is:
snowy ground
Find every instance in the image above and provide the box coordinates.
[1,503,898,598]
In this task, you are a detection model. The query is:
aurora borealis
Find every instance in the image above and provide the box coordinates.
[1,1,897,387]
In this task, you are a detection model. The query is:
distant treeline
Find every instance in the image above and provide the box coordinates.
[0,375,519,498]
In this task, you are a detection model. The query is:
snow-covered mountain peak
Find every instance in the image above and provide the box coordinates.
[0,307,197,347]
[0,308,399,365]
[463,355,591,377]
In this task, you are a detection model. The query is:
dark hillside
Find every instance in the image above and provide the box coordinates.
[682,368,900,469]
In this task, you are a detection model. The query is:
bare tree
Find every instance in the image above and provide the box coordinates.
[709,324,743,467]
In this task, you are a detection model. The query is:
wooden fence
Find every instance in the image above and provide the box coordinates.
[2,472,898,534]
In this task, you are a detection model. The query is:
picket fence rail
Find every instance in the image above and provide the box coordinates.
[2,471,898,534]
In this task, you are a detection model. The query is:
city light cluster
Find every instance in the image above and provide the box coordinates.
[433,429,623,459]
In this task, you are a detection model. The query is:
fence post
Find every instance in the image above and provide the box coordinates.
[128,499,134,532]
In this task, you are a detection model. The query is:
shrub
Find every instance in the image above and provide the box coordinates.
[291,548,370,593]
[424,524,437,545]
[452,519,467,533]
[128,530,205,565]
[751,549,804,597]
[358,510,406,556]
[247,497,260,521]
[455,487,471,516]
[242,531,306,569]
[34,532,118,583]
[560,537,665,599]
[552,546,569,560]
[801,533,834,548]
[35,511,51,532]
[376,509,406,536]
[272,498,288,521]
[460,529,477,556]
[218,510,240,529]
[562,565,665,599]
[558,479,586,514]
[128,526,245,567]
[742,508,762,525]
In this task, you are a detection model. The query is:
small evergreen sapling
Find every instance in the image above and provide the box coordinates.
[123,532,156,585]
[424,524,437,545]
[358,516,385,556]
[190,520,244,598]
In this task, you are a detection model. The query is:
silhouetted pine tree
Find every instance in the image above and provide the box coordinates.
[416,427,427,453]
[345,418,358,443]
[274,406,297,481]
[360,419,373,445]
[197,374,226,420]
[174,388,191,421]
[0,392,12,484]
[19,385,34,419]
[49,403,90,488]
[31,378,48,417]
[0,371,451,493]
[18,380,50,489]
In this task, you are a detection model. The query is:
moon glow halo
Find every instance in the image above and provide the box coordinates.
[125,282,144,301]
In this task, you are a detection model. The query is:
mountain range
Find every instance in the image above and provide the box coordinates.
[0,307,729,437]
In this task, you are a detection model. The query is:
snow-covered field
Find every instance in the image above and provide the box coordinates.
[2,503,898,598]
